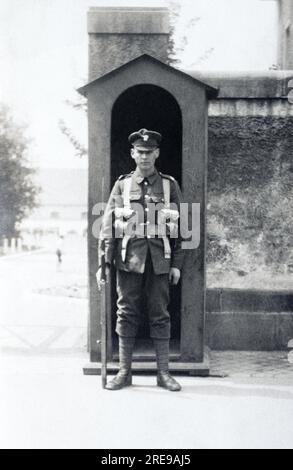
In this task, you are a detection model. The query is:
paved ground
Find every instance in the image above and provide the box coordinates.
[1,350,293,449]
[211,351,293,385]
[1,242,293,449]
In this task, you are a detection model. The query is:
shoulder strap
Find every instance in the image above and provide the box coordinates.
[159,172,175,182]
[118,171,134,181]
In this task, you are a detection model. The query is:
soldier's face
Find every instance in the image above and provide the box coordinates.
[131,147,159,171]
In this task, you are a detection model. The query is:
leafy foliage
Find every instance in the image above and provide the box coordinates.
[59,118,87,159]
[0,105,39,238]
[207,181,293,273]
[166,1,181,66]
[207,116,293,274]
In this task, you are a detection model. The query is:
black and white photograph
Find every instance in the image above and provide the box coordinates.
[0,0,293,451]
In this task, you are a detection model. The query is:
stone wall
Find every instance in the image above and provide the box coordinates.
[192,71,293,350]
[187,71,293,288]
[207,115,293,274]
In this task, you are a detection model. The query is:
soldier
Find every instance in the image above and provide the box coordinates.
[96,128,185,391]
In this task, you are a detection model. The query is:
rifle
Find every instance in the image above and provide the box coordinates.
[99,245,107,388]
[98,178,107,388]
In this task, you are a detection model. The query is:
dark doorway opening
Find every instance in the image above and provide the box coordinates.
[110,85,182,361]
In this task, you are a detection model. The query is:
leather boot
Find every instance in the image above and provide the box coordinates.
[105,336,135,391]
[153,339,181,391]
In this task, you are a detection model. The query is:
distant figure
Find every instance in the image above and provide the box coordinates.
[56,235,64,268]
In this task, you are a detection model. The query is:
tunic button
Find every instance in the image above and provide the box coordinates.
[144,181,148,185]
[145,208,149,212]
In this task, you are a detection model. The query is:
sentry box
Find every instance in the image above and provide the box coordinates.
[78,7,218,376]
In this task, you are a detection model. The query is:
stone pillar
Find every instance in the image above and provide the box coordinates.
[10,238,16,253]
[277,0,293,69]
[17,238,22,252]
[3,238,8,254]
[88,7,170,81]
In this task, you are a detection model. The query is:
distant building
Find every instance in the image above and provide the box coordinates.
[22,168,88,237]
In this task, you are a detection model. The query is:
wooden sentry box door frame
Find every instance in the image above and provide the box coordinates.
[79,54,217,365]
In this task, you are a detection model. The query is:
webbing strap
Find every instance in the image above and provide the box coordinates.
[162,178,170,209]
[121,175,172,261]
[162,236,171,259]
[162,178,171,259]
[121,235,131,262]
[123,177,132,208]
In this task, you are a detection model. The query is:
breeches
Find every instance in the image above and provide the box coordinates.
[116,251,170,339]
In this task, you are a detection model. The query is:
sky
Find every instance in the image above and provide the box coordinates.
[0,0,278,170]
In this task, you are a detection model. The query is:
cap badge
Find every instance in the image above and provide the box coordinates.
[143,135,149,142]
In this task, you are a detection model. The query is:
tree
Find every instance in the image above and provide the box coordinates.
[167,1,202,67]
[166,1,182,66]
[0,104,39,238]
[58,97,87,159]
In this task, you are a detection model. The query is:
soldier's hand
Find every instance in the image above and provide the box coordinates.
[96,265,110,290]
[169,267,181,286]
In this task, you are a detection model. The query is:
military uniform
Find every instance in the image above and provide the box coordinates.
[98,129,185,391]
[99,167,184,338]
